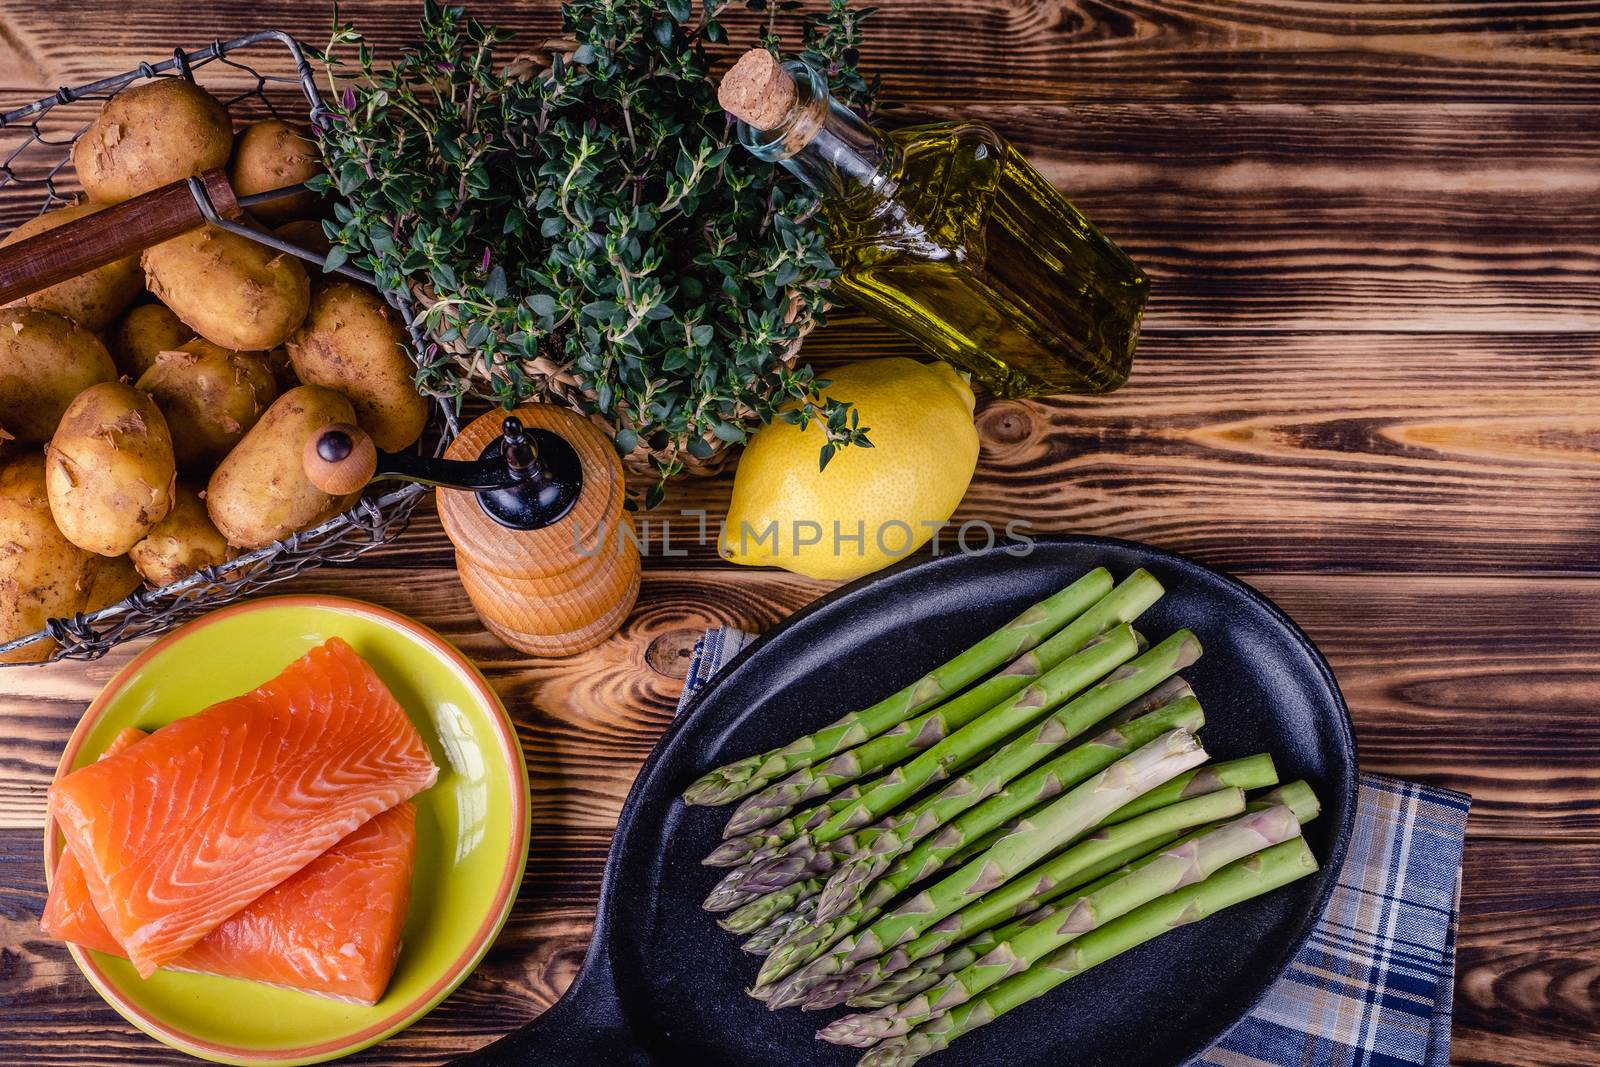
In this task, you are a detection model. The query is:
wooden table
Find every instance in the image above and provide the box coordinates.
[1,2,1597,1064]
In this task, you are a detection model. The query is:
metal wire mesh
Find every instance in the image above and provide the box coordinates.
[0,30,457,664]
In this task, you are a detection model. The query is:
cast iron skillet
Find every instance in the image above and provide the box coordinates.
[455,536,1358,1066]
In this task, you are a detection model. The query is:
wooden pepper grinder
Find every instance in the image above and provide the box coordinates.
[304,404,640,657]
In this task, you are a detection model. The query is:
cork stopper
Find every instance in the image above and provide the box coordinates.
[719,49,796,130]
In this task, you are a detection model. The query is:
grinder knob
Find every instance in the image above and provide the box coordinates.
[299,415,582,532]
[303,423,378,496]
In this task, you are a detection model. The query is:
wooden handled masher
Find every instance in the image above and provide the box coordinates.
[0,168,340,305]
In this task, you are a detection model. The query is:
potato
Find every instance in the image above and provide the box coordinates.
[0,453,99,662]
[1,202,143,330]
[129,484,229,587]
[72,77,232,204]
[136,339,276,471]
[143,223,310,351]
[287,281,427,451]
[273,218,332,258]
[0,307,117,445]
[206,384,358,550]
[229,121,321,224]
[107,302,192,379]
[83,552,143,609]
[45,382,176,555]
[265,345,298,392]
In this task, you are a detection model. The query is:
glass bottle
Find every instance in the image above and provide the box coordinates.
[722,54,1148,398]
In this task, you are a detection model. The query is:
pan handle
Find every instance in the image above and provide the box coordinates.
[0,168,240,306]
[449,940,648,1066]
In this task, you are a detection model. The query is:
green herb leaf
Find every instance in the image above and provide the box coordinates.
[315,0,878,498]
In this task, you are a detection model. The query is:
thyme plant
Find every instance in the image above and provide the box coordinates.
[314,0,877,499]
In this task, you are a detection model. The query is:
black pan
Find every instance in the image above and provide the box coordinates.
[455,536,1358,1066]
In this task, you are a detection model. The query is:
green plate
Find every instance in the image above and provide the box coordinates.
[44,596,531,1065]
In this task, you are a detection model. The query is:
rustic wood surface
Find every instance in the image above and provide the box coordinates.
[1,2,1597,1064]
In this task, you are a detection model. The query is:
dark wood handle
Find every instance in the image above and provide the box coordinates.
[0,168,240,305]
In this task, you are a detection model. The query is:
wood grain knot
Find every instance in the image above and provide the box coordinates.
[975,400,1039,451]
[645,628,703,680]
[1458,949,1600,1039]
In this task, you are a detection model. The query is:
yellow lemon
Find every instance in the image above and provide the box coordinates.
[720,357,978,581]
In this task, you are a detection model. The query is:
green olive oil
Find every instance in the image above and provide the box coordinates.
[728,57,1148,398]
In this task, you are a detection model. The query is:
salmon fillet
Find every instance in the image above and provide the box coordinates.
[45,729,420,1005]
[42,726,154,958]
[49,637,438,977]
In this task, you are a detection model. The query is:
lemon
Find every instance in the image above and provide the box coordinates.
[720,357,979,581]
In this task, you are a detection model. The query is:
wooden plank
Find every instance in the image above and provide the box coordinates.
[0,568,827,832]
[0,2,1590,1063]
[0,1,1598,104]
[1453,836,1600,1066]
[5,832,1599,1065]
[4,98,1595,331]
[0,816,583,1064]
[1245,573,1600,838]
[330,330,1600,577]
[3,568,1598,838]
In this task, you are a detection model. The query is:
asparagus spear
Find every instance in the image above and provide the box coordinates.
[922,682,1190,874]
[709,777,953,904]
[887,755,1279,906]
[896,781,1317,977]
[729,679,1195,875]
[705,784,865,867]
[758,730,1209,1006]
[1100,675,1194,727]
[942,819,1012,870]
[682,569,1119,806]
[1257,780,1321,822]
[840,837,1178,1011]
[719,878,824,935]
[843,953,950,1010]
[814,627,1196,848]
[842,784,1320,1010]
[706,886,761,914]
[736,626,1145,898]
[819,804,1305,1037]
[1003,780,1319,941]
[832,786,1250,1008]
[724,775,967,901]
[1101,753,1277,826]
[914,752,1277,891]
[853,838,1320,1066]
[822,633,1202,921]
[846,786,1321,1024]
[743,895,821,955]
[707,825,882,908]
[723,573,1170,836]
[815,695,1206,923]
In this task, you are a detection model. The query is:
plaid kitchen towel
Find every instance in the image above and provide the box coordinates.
[678,627,1471,1067]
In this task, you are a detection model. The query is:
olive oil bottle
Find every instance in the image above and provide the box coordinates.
[720,51,1148,398]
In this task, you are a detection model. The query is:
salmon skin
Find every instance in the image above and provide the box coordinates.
[49,637,438,977]
[45,729,420,1005]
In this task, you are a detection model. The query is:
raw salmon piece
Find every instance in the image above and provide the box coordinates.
[49,637,438,977]
[40,726,148,957]
[179,803,417,1004]
[46,747,419,1005]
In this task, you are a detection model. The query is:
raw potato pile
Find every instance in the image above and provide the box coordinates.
[0,77,428,661]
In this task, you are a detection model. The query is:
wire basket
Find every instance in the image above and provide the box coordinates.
[0,30,459,664]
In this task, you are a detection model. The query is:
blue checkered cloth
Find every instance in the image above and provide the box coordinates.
[678,628,1470,1067]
